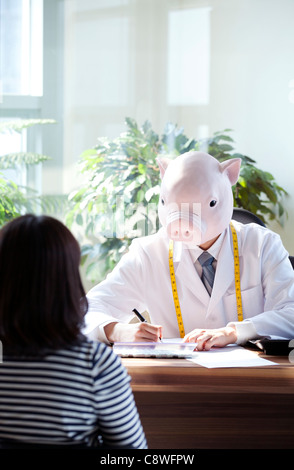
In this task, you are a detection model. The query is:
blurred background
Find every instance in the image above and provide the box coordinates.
[1,0,294,288]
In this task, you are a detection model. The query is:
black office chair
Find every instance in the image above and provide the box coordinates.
[232,207,294,269]
[232,207,266,227]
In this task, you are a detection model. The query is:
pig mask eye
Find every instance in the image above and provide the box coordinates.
[209,200,217,207]
[161,198,165,206]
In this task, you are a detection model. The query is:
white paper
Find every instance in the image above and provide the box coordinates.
[188,344,277,368]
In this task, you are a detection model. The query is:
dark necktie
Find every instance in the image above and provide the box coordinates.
[198,251,215,295]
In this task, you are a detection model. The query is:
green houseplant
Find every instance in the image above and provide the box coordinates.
[0,119,66,226]
[67,117,288,283]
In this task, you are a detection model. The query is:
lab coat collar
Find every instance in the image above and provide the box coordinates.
[188,230,226,264]
[173,229,225,263]
[208,225,235,313]
[172,225,235,310]
[174,243,210,306]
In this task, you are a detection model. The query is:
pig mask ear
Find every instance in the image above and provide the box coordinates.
[156,157,172,179]
[220,158,241,186]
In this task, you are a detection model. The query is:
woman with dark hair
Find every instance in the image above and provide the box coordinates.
[0,214,147,449]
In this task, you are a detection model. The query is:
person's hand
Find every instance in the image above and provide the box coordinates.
[104,321,162,343]
[183,326,237,350]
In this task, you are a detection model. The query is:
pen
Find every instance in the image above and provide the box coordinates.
[132,308,147,322]
[132,308,162,342]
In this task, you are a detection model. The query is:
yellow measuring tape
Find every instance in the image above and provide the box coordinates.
[168,222,243,338]
[168,239,185,338]
[229,221,243,322]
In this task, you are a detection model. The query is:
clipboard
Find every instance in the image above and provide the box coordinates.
[112,341,198,358]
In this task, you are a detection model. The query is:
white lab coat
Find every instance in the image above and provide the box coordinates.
[85,220,294,343]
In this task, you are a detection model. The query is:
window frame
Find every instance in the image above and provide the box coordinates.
[0,0,64,195]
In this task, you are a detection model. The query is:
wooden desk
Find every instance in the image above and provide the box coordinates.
[122,353,294,449]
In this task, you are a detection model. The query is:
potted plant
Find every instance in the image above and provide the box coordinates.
[67,117,288,283]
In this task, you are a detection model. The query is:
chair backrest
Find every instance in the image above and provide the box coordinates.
[232,208,266,227]
[232,208,294,270]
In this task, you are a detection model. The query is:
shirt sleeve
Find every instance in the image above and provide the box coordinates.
[227,319,259,344]
[92,342,147,449]
[229,230,294,343]
[251,231,294,338]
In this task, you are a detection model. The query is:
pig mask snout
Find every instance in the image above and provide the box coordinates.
[165,208,204,243]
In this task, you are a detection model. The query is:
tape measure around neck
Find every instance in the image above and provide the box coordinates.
[168,222,243,338]
[229,221,243,322]
[168,239,185,338]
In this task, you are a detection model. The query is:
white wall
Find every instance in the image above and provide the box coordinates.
[60,0,294,253]
[208,0,294,252]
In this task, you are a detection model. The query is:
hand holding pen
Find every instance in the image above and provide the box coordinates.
[132,309,163,342]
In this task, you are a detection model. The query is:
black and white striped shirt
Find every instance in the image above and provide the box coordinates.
[0,339,147,449]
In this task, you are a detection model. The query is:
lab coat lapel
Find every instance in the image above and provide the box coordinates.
[208,227,234,313]
[173,241,210,307]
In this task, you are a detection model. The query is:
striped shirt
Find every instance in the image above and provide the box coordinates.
[0,339,147,448]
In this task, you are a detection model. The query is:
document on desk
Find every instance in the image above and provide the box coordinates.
[113,340,277,366]
[188,344,277,368]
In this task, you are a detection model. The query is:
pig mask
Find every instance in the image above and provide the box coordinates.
[157,151,241,246]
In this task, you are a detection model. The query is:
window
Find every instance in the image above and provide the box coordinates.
[167,7,211,106]
[0,0,43,97]
[0,0,50,193]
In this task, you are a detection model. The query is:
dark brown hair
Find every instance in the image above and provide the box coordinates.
[0,214,88,355]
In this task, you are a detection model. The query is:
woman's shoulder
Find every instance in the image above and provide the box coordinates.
[74,338,129,384]
[68,338,123,369]
[66,337,112,357]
